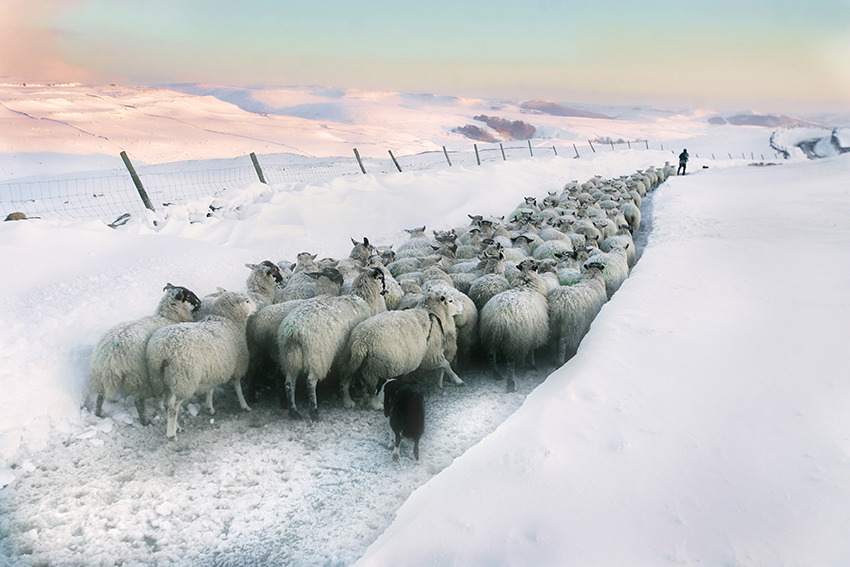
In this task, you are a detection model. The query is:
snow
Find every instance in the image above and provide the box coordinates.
[1,83,850,565]
[359,156,850,566]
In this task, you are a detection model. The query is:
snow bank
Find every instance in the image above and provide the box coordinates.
[358,155,850,566]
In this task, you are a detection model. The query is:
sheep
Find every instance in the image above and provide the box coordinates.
[601,228,637,268]
[340,290,464,410]
[587,243,631,299]
[197,260,283,319]
[348,237,374,265]
[467,252,510,312]
[376,378,425,462]
[367,255,404,310]
[394,226,436,259]
[245,268,344,403]
[547,260,608,364]
[531,239,574,261]
[278,266,387,420]
[89,283,201,426]
[479,260,550,393]
[421,280,478,368]
[275,266,344,303]
[619,201,641,232]
[146,291,256,439]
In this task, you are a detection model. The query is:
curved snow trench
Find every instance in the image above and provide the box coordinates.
[0,190,656,566]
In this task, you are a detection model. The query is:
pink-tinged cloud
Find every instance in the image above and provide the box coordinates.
[0,0,99,83]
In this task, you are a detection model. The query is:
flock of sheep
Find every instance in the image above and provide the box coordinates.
[89,162,673,458]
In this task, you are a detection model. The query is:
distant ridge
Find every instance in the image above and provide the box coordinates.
[520,100,614,120]
[708,113,816,128]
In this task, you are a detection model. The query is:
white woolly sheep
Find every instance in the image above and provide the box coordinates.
[245,268,344,403]
[197,260,283,319]
[587,243,630,299]
[278,266,387,420]
[478,261,550,392]
[421,279,478,367]
[619,201,641,232]
[89,283,201,425]
[367,255,404,310]
[531,239,574,261]
[340,290,463,410]
[547,260,608,364]
[147,291,256,439]
[275,266,344,303]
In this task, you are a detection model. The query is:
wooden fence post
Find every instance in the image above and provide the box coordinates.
[528,140,533,157]
[388,150,402,172]
[120,151,155,212]
[443,146,452,166]
[610,140,615,151]
[500,143,506,161]
[627,140,631,149]
[588,140,596,153]
[645,140,649,150]
[353,148,367,174]
[552,146,558,156]
[474,144,481,166]
[249,152,267,184]
[573,143,580,158]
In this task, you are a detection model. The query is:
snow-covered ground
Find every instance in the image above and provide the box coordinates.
[1,83,849,565]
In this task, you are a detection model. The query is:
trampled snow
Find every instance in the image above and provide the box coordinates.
[1,84,849,565]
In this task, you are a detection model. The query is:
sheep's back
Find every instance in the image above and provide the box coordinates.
[90,315,172,396]
[148,319,247,398]
[278,295,371,378]
[349,310,430,377]
[479,289,549,359]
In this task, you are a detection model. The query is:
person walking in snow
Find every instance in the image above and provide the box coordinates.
[677,149,689,175]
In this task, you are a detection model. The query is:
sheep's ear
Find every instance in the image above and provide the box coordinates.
[351,237,358,246]
[245,263,257,270]
[163,283,175,292]
[363,237,370,246]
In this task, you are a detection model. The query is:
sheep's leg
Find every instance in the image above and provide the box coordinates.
[506,360,516,393]
[135,397,149,426]
[166,394,180,439]
[440,358,464,386]
[340,373,356,409]
[285,373,301,419]
[233,379,251,412]
[392,431,402,461]
[95,393,104,417]
[488,351,504,380]
[205,388,216,415]
[413,438,420,461]
[307,372,320,421]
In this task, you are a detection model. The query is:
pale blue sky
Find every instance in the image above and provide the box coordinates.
[3,0,849,111]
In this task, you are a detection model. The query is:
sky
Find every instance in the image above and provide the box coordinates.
[2,0,849,112]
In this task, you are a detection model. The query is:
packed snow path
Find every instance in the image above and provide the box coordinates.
[0,363,551,566]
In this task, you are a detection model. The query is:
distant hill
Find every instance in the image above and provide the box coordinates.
[708,113,815,128]
[520,100,614,120]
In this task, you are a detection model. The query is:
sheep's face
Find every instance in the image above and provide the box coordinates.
[164,283,202,312]
[259,260,284,284]
[441,294,463,317]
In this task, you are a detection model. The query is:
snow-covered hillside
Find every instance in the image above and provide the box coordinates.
[0,82,815,181]
[1,84,849,565]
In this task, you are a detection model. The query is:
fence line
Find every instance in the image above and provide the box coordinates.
[0,139,780,223]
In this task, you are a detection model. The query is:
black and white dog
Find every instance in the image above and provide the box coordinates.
[376,378,424,461]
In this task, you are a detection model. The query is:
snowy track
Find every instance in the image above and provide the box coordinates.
[0,364,551,566]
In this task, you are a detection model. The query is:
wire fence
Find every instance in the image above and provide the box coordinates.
[0,139,781,224]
